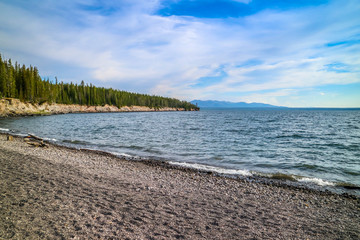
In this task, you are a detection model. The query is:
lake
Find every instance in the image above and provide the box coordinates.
[1,109,359,194]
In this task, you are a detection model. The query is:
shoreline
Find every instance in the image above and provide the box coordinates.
[1,133,359,239]
[0,98,198,118]
[2,128,359,198]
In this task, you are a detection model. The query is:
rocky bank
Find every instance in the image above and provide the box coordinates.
[0,98,190,117]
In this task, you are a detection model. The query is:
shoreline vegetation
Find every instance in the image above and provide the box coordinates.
[1,133,359,239]
[0,54,199,115]
[0,98,195,118]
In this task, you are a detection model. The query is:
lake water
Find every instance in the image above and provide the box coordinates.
[1,109,359,194]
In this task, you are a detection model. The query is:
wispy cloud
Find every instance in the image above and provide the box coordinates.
[0,0,359,107]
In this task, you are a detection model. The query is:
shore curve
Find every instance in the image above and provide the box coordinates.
[0,133,359,239]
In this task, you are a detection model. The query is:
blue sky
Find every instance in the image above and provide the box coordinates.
[0,0,359,107]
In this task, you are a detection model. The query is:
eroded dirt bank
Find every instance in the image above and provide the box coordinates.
[0,98,190,117]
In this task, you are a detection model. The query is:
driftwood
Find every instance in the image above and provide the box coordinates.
[24,134,47,148]
[26,141,47,148]
[27,134,44,141]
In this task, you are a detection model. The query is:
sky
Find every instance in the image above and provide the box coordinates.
[0,0,359,107]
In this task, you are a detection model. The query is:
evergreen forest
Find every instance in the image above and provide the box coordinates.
[0,54,199,110]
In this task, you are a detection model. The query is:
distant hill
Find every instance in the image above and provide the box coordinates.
[191,100,285,108]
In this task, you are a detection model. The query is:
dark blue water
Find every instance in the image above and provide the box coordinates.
[1,109,359,193]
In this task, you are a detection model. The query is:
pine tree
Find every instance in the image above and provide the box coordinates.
[0,55,6,97]
[0,54,199,110]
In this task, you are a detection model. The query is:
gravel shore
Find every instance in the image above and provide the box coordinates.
[0,134,359,239]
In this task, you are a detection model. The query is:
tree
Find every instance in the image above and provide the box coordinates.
[0,53,200,110]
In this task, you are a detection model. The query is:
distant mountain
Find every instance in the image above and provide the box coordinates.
[191,100,285,108]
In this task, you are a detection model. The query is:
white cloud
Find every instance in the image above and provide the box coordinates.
[0,0,359,106]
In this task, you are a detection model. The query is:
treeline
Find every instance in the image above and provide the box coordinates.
[0,54,199,110]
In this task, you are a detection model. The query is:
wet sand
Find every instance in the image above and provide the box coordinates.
[0,134,359,239]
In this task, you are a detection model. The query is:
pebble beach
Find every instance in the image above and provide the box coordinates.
[0,133,359,239]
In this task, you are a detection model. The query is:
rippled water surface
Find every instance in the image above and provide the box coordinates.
[1,109,359,192]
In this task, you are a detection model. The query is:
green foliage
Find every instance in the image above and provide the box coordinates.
[0,54,199,111]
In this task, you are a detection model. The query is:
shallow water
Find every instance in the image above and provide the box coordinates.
[1,109,359,193]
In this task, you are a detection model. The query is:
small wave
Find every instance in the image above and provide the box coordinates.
[118,153,133,158]
[347,144,360,151]
[43,137,57,142]
[347,124,359,130]
[326,143,360,151]
[297,164,317,170]
[14,132,28,137]
[119,153,135,158]
[297,177,335,186]
[254,172,297,181]
[265,119,277,123]
[62,139,91,145]
[269,173,297,181]
[255,172,336,186]
[336,182,360,190]
[224,129,242,133]
[95,126,114,131]
[110,152,149,161]
[144,148,163,154]
[343,170,360,176]
[0,128,10,132]
[128,145,144,150]
[169,161,252,176]
[275,134,314,139]
[109,152,134,158]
